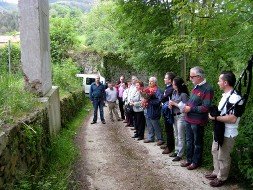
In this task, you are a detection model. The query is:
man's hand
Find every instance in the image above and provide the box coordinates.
[209,113,215,120]
[183,105,191,113]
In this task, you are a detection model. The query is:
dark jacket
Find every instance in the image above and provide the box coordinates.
[146,88,162,120]
[89,82,106,101]
[161,84,173,103]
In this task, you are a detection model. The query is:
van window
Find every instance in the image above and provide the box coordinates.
[86,77,95,85]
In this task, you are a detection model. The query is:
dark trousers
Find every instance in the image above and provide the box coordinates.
[126,110,134,126]
[164,118,174,151]
[92,99,105,122]
[134,111,146,138]
[118,97,125,119]
[185,122,204,165]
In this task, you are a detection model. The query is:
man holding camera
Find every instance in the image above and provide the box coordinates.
[207,71,243,187]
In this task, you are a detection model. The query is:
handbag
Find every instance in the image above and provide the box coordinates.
[161,101,174,125]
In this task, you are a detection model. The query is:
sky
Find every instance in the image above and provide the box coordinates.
[4,0,18,4]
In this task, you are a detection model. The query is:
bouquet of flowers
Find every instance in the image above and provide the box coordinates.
[140,86,157,108]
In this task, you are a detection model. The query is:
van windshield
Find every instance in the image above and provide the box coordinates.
[86,77,95,85]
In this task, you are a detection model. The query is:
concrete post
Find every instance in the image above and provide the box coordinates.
[19,0,61,136]
[19,0,52,96]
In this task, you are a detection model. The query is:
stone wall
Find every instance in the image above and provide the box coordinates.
[0,90,86,189]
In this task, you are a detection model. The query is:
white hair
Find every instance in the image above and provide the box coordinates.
[190,66,205,78]
[149,76,157,84]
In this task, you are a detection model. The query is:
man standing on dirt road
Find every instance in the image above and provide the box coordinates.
[89,75,106,124]
[181,66,214,170]
[207,71,243,187]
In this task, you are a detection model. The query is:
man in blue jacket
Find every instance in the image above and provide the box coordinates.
[89,75,106,124]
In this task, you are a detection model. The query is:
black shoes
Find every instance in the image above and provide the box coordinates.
[172,156,181,162]
[91,121,96,124]
[102,120,106,124]
[169,152,177,157]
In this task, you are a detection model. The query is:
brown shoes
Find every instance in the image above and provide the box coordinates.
[205,173,217,180]
[162,147,172,154]
[157,140,164,146]
[187,163,198,170]
[209,178,225,187]
[180,161,191,167]
[160,144,167,149]
[143,139,154,143]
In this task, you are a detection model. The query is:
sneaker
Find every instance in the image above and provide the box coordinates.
[209,178,225,187]
[91,121,96,124]
[172,156,181,162]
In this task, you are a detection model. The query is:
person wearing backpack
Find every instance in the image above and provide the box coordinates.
[206,71,243,187]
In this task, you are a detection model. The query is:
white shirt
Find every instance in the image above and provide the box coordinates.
[218,90,243,138]
[105,87,118,102]
[127,84,137,103]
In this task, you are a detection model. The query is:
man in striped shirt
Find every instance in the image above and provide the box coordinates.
[181,66,214,170]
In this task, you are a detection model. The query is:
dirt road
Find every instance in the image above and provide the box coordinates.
[73,110,240,190]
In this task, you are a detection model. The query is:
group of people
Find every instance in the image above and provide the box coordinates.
[89,67,243,187]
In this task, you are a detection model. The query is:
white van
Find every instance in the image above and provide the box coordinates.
[76,74,106,94]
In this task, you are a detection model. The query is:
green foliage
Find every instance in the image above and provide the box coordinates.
[84,0,178,74]
[50,17,79,63]
[0,74,39,124]
[84,1,122,55]
[52,58,82,96]
[0,43,21,74]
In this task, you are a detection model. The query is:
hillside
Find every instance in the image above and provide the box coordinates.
[0,2,17,12]
[0,0,95,13]
[0,0,95,35]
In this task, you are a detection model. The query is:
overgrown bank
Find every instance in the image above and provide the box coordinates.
[0,91,88,189]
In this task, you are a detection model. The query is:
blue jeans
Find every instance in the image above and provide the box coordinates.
[92,99,105,122]
[145,117,163,141]
[185,121,204,165]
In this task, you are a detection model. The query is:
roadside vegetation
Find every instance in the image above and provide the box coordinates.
[14,103,92,190]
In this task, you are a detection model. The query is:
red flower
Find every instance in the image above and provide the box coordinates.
[140,86,157,108]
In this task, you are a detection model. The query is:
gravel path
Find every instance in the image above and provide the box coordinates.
[73,109,241,190]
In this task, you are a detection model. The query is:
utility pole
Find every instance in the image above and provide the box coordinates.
[8,40,11,74]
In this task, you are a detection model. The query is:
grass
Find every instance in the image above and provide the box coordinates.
[15,102,92,190]
[0,74,41,125]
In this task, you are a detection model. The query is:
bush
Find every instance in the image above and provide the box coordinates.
[52,59,82,96]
